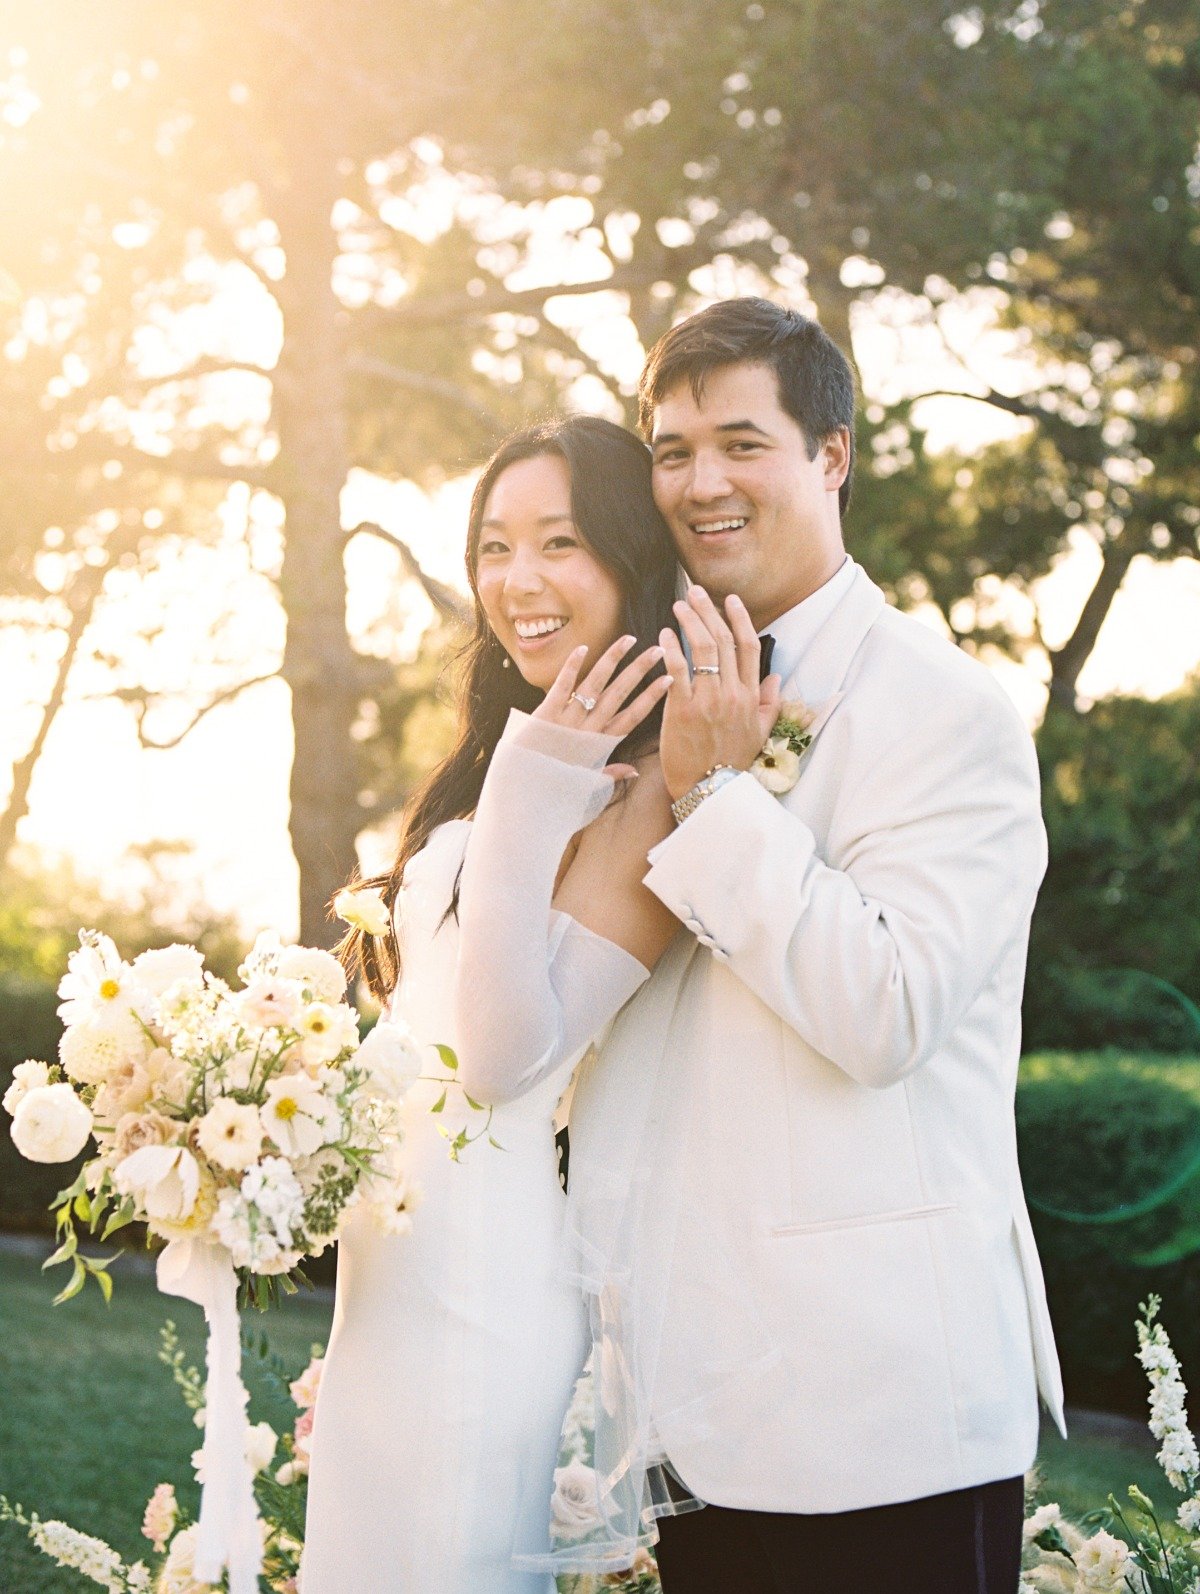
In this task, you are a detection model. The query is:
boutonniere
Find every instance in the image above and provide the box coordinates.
[750,699,818,795]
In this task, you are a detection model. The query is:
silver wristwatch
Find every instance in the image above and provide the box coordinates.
[670,764,740,825]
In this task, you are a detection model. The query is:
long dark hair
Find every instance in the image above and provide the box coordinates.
[339,414,679,1002]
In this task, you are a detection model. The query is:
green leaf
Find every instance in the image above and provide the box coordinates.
[463,1094,484,1111]
[102,1204,136,1240]
[52,1259,87,1305]
[52,1166,90,1207]
[72,1191,92,1223]
[42,1231,78,1269]
[434,1044,458,1073]
[488,1136,506,1151]
[429,1090,447,1114]
[92,1266,114,1305]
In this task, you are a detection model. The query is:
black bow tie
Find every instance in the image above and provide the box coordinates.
[759,632,776,682]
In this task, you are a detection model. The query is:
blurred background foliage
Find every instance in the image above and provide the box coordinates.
[1,0,1198,1407]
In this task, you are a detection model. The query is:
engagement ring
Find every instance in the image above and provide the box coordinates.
[571,692,597,712]
[693,665,721,676]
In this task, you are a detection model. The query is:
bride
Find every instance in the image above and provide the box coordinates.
[301,415,682,1592]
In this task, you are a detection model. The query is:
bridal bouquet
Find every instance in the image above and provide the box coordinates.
[4,922,426,1594]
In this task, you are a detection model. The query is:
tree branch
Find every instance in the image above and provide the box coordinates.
[130,671,282,750]
[345,522,471,626]
[348,355,505,434]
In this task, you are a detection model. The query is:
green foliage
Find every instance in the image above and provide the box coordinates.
[1018,1050,1200,1412]
[1026,681,1200,1052]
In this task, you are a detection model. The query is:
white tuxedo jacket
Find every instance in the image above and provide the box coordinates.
[573,562,1065,1516]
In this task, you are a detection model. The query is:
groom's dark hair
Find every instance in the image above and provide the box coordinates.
[638,297,857,516]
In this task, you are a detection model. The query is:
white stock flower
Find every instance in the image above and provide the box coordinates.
[276,945,348,1004]
[261,1073,341,1158]
[213,1155,305,1270]
[1179,1496,1200,1532]
[333,885,391,937]
[1074,1529,1131,1590]
[1138,1310,1200,1490]
[197,1098,264,1171]
[550,1460,607,1541]
[353,1020,422,1102]
[750,736,802,795]
[29,1518,124,1591]
[11,1083,93,1162]
[245,1420,278,1473]
[3,1058,51,1115]
[59,1008,148,1085]
[129,945,205,999]
[113,1144,201,1222]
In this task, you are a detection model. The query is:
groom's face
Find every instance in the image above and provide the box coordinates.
[649,361,849,632]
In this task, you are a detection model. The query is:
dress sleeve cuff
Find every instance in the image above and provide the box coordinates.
[500,707,621,771]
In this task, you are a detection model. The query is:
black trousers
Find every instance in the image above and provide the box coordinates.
[653,1475,1025,1594]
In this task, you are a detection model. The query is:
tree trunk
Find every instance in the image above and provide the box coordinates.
[0,562,107,870]
[272,152,363,948]
[1045,526,1145,718]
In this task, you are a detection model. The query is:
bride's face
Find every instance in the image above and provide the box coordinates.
[475,452,626,693]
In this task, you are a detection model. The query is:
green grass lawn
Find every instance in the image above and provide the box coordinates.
[0,1244,1173,1592]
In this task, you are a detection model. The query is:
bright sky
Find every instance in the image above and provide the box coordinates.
[5,268,1199,939]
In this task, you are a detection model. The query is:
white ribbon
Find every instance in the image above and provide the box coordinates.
[157,1238,263,1593]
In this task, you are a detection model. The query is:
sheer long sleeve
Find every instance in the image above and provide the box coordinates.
[453,710,651,1106]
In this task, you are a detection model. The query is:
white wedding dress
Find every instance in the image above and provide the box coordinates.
[302,820,590,1594]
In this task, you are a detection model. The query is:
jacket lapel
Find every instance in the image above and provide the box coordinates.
[776,563,886,757]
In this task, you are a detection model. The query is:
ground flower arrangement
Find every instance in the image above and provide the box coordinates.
[1022,1297,1200,1593]
[0,1319,321,1593]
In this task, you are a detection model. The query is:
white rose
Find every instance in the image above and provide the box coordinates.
[197,1098,264,1171]
[114,1143,201,1221]
[333,885,391,937]
[3,1059,51,1116]
[244,1420,277,1474]
[129,945,205,998]
[353,1021,423,1102]
[549,1460,606,1541]
[276,945,348,1005]
[11,1083,93,1163]
[1075,1529,1131,1590]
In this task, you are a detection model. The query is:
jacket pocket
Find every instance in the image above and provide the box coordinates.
[770,1202,957,1239]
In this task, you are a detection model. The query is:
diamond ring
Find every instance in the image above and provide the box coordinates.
[571,692,597,712]
[693,665,720,676]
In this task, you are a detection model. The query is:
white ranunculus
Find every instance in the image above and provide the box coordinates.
[751,736,802,795]
[114,1143,201,1221]
[245,1420,277,1474]
[549,1460,606,1541]
[3,1058,51,1115]
[129,944,205,998]
[276,945,348,1005]
[11,1083,93,1163]
[197,1098,264,1171]
[333,885,391,937]
[354,1020,423,1102]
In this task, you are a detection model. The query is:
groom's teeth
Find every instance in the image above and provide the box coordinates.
[513,617,568,638]
[694,518,747,533]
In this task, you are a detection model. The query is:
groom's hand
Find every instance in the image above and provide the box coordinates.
[659,587,782,801]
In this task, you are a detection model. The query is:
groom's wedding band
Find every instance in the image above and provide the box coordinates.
[693,664,720,676]
[570,692,597,712]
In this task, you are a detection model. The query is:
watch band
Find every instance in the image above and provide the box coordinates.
[670,764,740,825]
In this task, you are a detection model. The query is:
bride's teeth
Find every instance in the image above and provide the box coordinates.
[696,518,746,533]
[514,617,567,638]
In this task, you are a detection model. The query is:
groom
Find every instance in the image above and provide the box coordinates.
[606,298,1064,1592]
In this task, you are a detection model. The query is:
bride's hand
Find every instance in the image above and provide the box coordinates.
[533,636,669,763]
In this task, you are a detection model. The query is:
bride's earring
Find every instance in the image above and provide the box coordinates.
[501,655,511,669]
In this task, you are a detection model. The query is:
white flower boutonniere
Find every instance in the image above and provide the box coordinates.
[750,699,817,795]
